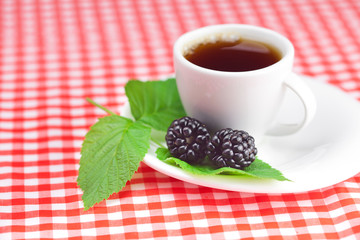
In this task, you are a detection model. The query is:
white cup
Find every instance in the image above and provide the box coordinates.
[173,24,316,140]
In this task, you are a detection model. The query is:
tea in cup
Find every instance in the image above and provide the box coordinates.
[173,24,316,140]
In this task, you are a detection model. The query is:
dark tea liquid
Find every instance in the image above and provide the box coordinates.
[184,38,281,72]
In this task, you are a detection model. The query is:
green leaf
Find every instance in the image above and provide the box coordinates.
[155,147,172,160]
[156,148,290,181]
[125,78,186,131]
[77,115,151,210]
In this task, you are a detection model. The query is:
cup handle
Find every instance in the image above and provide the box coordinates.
[266,72,317,136]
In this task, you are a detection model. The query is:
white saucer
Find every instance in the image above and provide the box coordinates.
[122,75,360,194]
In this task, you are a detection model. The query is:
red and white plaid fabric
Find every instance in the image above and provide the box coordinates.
[1,0,360,239]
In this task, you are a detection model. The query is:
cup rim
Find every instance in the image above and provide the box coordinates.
[173,24,294,76]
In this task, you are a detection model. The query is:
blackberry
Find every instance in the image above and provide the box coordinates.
[206,128,257,169]
[166,116,211,164]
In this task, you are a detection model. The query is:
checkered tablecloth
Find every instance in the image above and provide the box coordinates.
[1,0,360,239]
